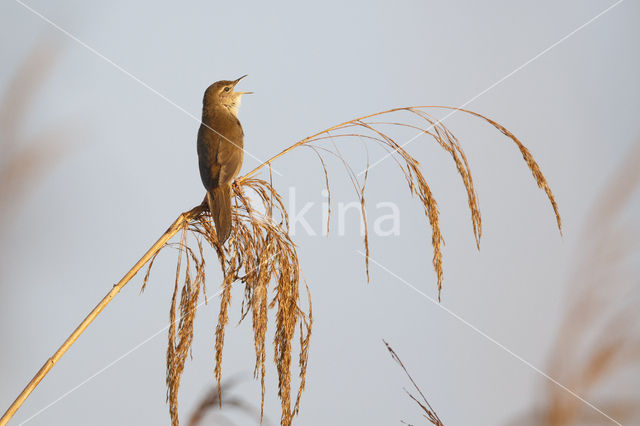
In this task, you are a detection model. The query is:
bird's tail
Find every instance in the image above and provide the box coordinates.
[207,184,232,244]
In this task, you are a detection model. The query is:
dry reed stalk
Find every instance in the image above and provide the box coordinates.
[1,103,559,426]
[509,141,640,425]
[384,340,444,426]
[0,205,203,426]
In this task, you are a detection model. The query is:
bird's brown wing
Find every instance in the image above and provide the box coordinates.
[197,124,221,190]
[215,115,244,186]
[197,113,244,189]
[216,142,243,186]
[197,111,244,244]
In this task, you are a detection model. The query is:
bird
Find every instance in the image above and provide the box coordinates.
[197,75,251,244]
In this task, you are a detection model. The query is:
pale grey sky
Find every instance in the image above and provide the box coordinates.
[1,1,639,425]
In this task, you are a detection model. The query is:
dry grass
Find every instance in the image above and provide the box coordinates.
[509,141,640,425]
[144,176,312,426]
[241,106,561,298]
[384,340,444,426]
[140,105,560,426]
[0,97,560,425]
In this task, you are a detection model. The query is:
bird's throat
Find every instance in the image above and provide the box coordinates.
[225,97,241,117]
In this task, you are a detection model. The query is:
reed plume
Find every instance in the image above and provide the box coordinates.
[144,105,560,426]
[144,174,312,426]
[1,105,560,426]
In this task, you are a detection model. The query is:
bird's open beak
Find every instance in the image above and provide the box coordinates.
[232,75,253,94]
[233,75,247,84]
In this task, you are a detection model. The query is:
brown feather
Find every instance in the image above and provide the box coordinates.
[197,78,248,244]
[207,185,232,244]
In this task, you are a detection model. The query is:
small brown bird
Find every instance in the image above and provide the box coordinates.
[197,75,251,243]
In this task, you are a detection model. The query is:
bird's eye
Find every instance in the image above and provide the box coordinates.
[224,87,230,92]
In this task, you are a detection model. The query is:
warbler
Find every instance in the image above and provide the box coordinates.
[197,75,251,243]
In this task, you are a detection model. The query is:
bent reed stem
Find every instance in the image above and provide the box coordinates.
[0,203,205,426]
[2,104,561,426]
[240,105,460,181]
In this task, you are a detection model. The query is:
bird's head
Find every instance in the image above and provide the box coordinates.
[203,75,252,116]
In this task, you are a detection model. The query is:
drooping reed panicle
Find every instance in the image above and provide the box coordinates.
[143,105,560,426]
[0,104,560,426]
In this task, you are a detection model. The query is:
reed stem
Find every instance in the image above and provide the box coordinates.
[0,204,204,426]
